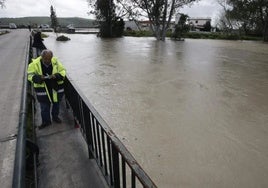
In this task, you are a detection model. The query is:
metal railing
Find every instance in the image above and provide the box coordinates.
[13,37,39,188]
[30,45,39,188]
[64,78,157,188]
[12,38,31,188]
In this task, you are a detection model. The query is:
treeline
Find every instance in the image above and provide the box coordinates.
[88,0,198,41]
[0,17,96,28]
[217,0,268,41]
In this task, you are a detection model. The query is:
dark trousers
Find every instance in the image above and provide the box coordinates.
[40,102,60,124]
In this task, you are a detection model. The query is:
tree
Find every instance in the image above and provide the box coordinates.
[216,0,233,32]
[130,0,199,41]
[88,0,199,40]
[201,21,211,32]
[50,6,59,33]
[88,0,125,37]
[0,0,5,8]
[222,0,268,41]
[172,13,189,39]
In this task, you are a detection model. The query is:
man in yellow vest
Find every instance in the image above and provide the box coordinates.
[28,49,66,129]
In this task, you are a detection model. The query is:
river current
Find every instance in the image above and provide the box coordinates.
[44,34,268,188]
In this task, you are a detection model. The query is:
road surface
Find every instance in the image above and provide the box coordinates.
[0,29,30,187]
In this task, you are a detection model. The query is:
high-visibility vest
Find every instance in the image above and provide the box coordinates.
[27,56,66,102]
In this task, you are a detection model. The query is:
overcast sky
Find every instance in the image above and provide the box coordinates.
[0,0,222,23]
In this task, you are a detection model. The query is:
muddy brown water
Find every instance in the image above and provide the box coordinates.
[45,35,268,188]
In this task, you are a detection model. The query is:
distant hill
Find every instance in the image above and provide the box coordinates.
[0,16,96,28]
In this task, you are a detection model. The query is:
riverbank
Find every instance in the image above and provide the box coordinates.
[123,30,263,41]
[182,31,263,40]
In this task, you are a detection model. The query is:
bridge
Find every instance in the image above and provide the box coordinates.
[0,29,156,188]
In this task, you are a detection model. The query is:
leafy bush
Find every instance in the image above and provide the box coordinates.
[124,30,153,37]
[184,32,241,40]
[56,35,70,41]
[224,34,240,40]
[240,35,262,41]
[184,32,202,39]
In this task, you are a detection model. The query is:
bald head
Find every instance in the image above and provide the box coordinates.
[41,50,53,65]
[41,49,53,57]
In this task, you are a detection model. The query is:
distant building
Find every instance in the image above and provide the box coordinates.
[187,17,211,31]
[9,23,17,29]
[38,24,52,32]
[139,20,151,31]
[66,24,75,33]
[124,20,175,32]
[39,24,50,29]
[124,21,140,31]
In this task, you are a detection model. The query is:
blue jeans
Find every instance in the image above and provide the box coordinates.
[40,102,60,124]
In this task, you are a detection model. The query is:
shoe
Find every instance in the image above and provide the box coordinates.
[52,117,62,123]
[39,122,51,129]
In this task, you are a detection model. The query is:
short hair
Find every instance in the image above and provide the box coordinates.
[41,49,53,57]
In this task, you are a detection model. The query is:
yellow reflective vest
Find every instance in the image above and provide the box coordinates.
[27,56,66,103]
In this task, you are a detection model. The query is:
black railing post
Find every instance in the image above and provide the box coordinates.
[107,138,114,186]
[112,144,120,188]
[96,121,103,167]
[84,107,94,159]
[122,158,126,188]
[131,170,136,188]
[101,129,108,175]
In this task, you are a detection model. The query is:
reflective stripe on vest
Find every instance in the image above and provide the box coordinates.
[58,88,64,93]
[36,92,47,96]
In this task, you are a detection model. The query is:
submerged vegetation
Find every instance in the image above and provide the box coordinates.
[123,30,153,37]
[123,30,263,41]
[182,32,263,41]
[56,35,70,41]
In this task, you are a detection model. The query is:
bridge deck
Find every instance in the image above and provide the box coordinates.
[0,29,29,188]
[35,100,108,188]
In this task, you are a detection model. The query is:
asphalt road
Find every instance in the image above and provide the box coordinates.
[0,29,30,188]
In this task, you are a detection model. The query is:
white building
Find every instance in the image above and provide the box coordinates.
[124,21,140,31]
[187,17,211,31]
[9,23,17,29]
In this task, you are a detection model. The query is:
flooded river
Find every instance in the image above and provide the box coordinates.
[44,34,268,188]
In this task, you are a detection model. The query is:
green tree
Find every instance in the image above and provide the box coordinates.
[88,0,124,37]
[224,0,268,41]
[130,0,199,41]
[50,6,59,33]
[172,13,189,39]
[88,0,199,40]
[202,21,211,32]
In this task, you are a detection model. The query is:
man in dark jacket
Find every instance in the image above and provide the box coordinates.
[32,31,46,56]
